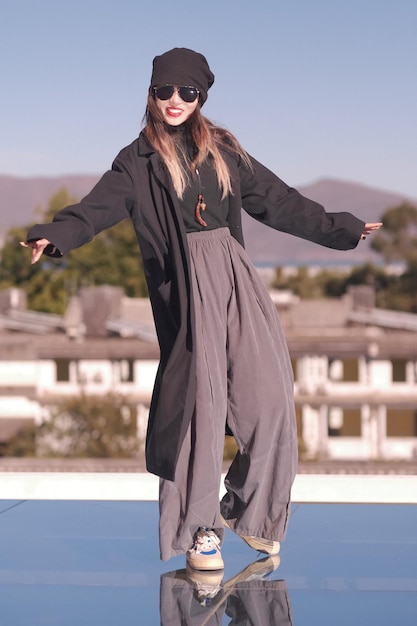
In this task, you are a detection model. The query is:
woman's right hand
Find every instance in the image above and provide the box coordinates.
[20,238,51,264]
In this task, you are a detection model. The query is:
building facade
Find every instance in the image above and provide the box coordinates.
[1,285,416,461]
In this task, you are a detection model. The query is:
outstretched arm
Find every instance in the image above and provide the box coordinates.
[240,155,382,250]
[20,155,135,262]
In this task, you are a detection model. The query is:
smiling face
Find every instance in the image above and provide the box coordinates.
[154,86,199,126]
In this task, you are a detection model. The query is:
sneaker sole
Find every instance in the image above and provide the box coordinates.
[224,555,281,587]
[240,535,280,555]
[220,515,280,556]
[186,553,224,571]
[186,566,224,585]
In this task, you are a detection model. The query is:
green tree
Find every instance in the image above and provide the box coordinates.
[343,262,392,294]
[0,187,147,314]
[273,265,349,299]
[3,393,141,458]
[65,218,147,297]
[272,261,400,309]
[0,225,41,286]
[315,268,347,298]
[272,266,325,298]
[370,201,417,264]
[39,188,79,222]
[0,422,38,457]
[369,202,417,312]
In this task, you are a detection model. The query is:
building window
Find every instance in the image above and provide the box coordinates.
[391,359,407,383]
[386,409,417,437]
[55,359,70,382]
[328,407,362,437]
[120,359,135,382]
[329,359,359,382]
[341,359,359,382]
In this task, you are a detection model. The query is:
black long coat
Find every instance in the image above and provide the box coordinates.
[28,132,365,480]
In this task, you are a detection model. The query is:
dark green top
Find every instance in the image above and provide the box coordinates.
[180,156,230,232]
[170,124,230,232]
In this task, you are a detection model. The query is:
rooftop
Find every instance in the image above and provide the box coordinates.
[3,285,417,361]
[0,472,416,624]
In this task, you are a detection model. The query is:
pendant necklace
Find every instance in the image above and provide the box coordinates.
[194,168,207,227]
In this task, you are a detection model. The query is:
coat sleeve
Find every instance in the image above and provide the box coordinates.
[239,154,365,251]
[26,157,135,257]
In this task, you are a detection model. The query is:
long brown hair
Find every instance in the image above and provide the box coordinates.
[143,93,252,199]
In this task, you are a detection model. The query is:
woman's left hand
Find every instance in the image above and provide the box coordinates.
[360,222,382,240]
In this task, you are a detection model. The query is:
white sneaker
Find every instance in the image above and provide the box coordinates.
[229,555,281,584]
[186,528,224,571]
[186,568,224,606]
[221,515,280,555]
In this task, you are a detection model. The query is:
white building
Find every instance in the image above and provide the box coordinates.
[0,285,417,462]
[0,287,159,449]
[283,288,417,461]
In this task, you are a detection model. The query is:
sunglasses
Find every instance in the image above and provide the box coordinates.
[153,85,199,103]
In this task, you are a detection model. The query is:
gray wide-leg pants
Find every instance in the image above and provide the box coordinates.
[159,228,297,561]
[160,569,293,626]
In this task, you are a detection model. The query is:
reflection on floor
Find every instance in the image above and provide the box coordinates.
[0,499,416,625]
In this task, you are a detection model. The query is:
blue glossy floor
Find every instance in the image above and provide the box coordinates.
[0,497,416,625]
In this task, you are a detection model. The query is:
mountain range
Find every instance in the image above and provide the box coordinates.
[1,173,415,266]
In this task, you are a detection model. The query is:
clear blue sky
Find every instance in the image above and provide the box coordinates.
[1,0,416,198]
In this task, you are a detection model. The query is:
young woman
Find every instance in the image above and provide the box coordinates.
[21,48,381,571]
